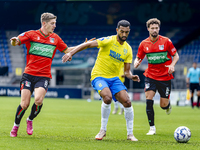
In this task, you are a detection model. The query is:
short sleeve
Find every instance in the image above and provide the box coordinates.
[187,68,191,78]
[56,35,68,53]
[96,36,112,48]
[167,39,177,56]
[136,42,146,60]
[18,31,31,45]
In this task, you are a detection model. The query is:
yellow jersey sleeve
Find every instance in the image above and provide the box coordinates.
[97,36,113,48]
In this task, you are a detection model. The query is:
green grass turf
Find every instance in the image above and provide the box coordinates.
[0,96,200,150]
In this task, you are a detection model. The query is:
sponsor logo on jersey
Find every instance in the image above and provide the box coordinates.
[146,52,170,64]
[159,45,164,50]
[32,46,53,53]
[146,47,149,51]
[29,42,56,58]
[37,37,40,40]
[109,50,124,62]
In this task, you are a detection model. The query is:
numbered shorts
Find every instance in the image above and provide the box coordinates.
[20,73,50,94]
[91,77,127,102]
[145,77,171,99]
[190,83,200,93]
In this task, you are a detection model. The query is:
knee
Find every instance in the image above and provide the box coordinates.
[103,95,112,104]
[122,99,131,107]
[160,100,169,108]
[35,97,44,106]
[21,103,29,109]
[160,102,170,110]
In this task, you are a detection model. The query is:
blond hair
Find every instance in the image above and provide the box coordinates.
[41,12,57,23]
[146,18,161,28]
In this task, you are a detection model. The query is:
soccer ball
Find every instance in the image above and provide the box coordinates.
[174,126,191,143]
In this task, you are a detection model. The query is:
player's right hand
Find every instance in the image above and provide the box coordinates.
[10,37,19,46]
[62,52,72,63]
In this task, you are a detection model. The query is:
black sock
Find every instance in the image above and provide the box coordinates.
[29,103,43,120]
[15,105,26,125]
[191,97,194,108]
[161,102,170,110]
[146,99,154,126]
[197,97,200,108]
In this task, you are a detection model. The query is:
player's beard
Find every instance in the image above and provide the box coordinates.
[151,32,158,38]
[118,35,127,42]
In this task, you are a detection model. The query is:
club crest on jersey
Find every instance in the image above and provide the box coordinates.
[159,45,164,50]
[123,48,127,56]
[50,37,55,43]
[37,37,40,40]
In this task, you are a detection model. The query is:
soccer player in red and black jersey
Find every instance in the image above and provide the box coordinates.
[10,12,80,137]
[134,18,179,135]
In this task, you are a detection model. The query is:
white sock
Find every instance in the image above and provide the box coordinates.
[124,106,134,135]
[119,102,124,109]
[150,126,156,130]
[101,102,111,131]
[114,101,118,109]
[14,122,20,127]
[27,117,33,121]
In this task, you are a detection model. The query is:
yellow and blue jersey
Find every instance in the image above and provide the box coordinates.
[91,35,132,81]
[119,64,125,83]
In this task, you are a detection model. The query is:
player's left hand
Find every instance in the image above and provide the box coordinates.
[165,65,175,74]
[132,75,140,82]
[62,53,72,63]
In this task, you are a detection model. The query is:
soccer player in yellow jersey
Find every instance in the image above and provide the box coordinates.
[62,20,140,141]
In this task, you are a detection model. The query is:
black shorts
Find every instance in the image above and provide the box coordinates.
[190,83,200,93]
[145,77,171,99]
[20,73,50,94]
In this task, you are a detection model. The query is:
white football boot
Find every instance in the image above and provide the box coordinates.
[146,126,156,135]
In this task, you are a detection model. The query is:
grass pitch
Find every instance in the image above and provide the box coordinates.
[0,96,200,150]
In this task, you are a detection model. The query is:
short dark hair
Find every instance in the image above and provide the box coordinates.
[117,20,130,28]
[146,18,161,28]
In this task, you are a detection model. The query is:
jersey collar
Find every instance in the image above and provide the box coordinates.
[149,35,159,44]
[39,29,51,38]
[116,35,125,46]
